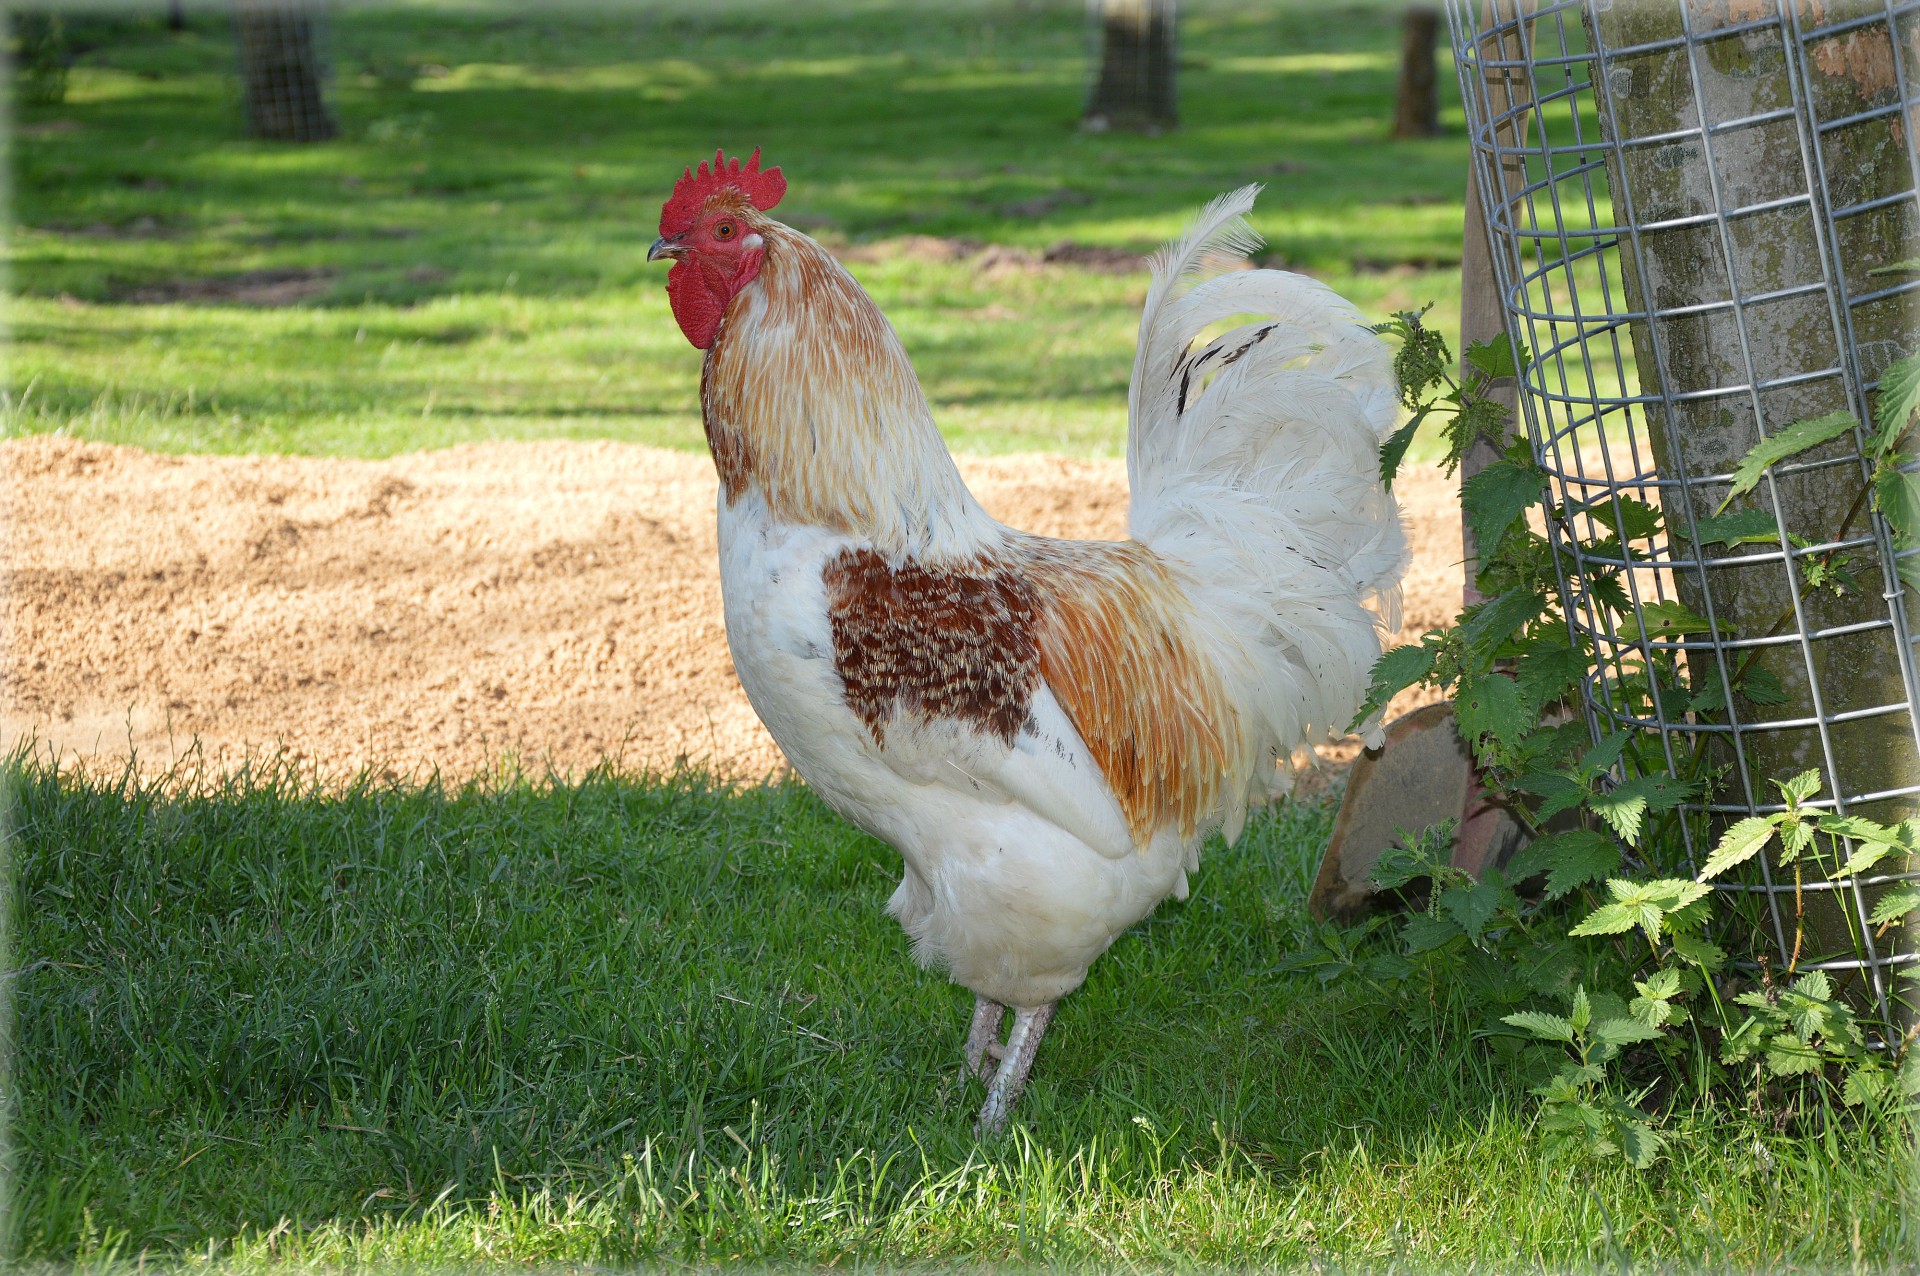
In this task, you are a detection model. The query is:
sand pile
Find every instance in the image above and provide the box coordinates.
[4,436,1459,787]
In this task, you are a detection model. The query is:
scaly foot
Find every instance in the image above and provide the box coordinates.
[975,1002,1056,1137]
[963,996,1004,1080]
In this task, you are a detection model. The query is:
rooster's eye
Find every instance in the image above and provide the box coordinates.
[714,221,737,240]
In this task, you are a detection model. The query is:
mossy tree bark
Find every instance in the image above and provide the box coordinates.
[1587,3,1919,990]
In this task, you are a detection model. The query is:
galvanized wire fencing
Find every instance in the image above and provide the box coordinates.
[1445,0,1920,1016]
[233,0,338,142]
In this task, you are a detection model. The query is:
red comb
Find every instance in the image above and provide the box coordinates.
[660,147,786,236]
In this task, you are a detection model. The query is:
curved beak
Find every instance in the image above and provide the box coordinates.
[647,235,686,262]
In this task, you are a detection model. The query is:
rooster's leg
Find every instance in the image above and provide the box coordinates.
[963,996,1005,1080]
[975,1002,1055,1137]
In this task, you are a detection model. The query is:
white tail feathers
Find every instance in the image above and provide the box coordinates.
[1127,186,1409,832]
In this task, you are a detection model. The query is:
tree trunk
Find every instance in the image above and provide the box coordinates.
[233,0,338,143]
[1392,7,1442,139]
[1082,0,1177,134]
[1459,0,1533,599]
[1587,4,1919,992]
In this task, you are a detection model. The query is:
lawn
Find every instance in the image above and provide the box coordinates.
[10,751,1913,1270]
[7,1,1914,1270]
[8,0,1465,459]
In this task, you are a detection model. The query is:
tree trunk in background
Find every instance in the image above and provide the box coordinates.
[1082,0,1177,134]
[1587,5,1919,980]
[233,0,338,142]
[1393,7,1442,139]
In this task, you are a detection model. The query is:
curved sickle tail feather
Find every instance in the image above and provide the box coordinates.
[1126,185,1410,841]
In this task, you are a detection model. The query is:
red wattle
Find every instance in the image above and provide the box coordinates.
[667,258,725,350]
[665,249,766,351]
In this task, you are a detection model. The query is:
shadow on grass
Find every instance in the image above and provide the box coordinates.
[10,742,1911,1267]
[7,739,1519,1257]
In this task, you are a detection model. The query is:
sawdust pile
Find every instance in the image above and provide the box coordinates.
[5,436,1458,787]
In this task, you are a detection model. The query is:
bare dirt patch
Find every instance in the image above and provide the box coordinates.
[113,268,334,306]
[4,437,1459,787]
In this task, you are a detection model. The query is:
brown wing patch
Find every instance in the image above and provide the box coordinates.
[1022,541,1237,844]
[822,547,1041,746]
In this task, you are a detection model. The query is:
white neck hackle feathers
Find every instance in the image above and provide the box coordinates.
[702,223,1000,561]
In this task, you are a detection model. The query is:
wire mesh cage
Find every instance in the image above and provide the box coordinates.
[233,0,339,143]
[1444,0,1920,1017]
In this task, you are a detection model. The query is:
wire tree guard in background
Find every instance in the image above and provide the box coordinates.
[233,0,338,143]
[1081,0,1178,133]
[1444,0,1920,1015]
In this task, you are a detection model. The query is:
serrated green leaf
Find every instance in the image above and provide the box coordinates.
[1697,816,1776,881]
[1578,731,1632,778]
[1872,354,1920,456]
[1823,816,1914,879]
[1830,842,1898,878]
[1442,877,1510,943]
[1631,969,1684,1025]
[1617,1119,1665,1170]
[1777,769,1824,805]
[1460,590,1547,663]
[1590,773,1697,846]
[1570,985,1592,1033]
[1670,928,1726,970]
[1453,672,1529,751]
[1512,639,1585,712]
[1630,599,1715,642]
[1512,771,1588,822]
[1589,787,1649,845]
[1663,897,1711,934]
[1574,495,1662,541]
[1349,642,1438,732]
[1672,507,1781,547]
[1584,571,1629,617]
[1874,464,1920,543]
[1637,968,1683,1000]
[1766,1037,1825,1076]
[1509,829,1622,900]
[1464,331,1529,380]
[1718,412,1859,513]
[1463,459,1544,559]
[1688,678,1728,714]
[1844,1064,1891,1106]
[1379,405,1429,490]
[1739,666,1790,706]
[1869,886,1920,927]
[1646,878,1712,911]
[1820,814,1904,843]
[1502,1010,1576,1042]
[1402,911,1464,954]
[1778,814,1816,862]
[1789,969,1834,1002]
[1569,900,1639,937]
[1589,1016,1664,1047]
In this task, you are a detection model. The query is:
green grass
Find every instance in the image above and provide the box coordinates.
[9,0,1465,461]
[9,750,1916,1270]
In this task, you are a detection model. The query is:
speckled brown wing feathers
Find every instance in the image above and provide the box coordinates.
[822,538,1235,846]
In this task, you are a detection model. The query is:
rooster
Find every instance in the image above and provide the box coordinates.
[648,149,1406,1133]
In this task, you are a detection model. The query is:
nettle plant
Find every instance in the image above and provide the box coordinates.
[1295,308,1920,1167]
